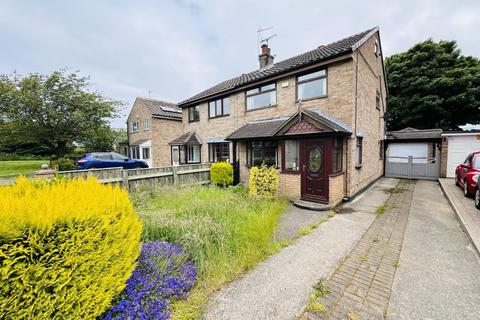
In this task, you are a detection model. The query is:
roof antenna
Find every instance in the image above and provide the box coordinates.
[148,90,151,97]
[257,26,278,54]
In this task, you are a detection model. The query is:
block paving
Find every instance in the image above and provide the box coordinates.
[301,179,415,320]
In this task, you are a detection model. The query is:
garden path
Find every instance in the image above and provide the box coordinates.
[202,178,398,320]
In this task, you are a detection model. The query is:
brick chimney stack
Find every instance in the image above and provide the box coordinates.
[258,43,274,69]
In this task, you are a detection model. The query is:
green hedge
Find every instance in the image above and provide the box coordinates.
[0,177,142,319]
[210,162,234,186]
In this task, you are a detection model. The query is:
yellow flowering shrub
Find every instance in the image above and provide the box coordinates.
[210,162,234,186]
[0,177,142,319]
[249,164,279,198]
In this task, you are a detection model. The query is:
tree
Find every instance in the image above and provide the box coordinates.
[385,40,480,130]
[0,70,121,157]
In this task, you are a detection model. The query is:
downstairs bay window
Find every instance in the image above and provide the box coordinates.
[246,141,278,167]
[171,144,201,164]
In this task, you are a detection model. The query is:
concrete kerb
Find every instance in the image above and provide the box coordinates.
[439,179,480,257]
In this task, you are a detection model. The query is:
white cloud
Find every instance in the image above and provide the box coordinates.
[0,0,479,128]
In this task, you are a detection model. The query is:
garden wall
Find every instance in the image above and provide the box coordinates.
[56,164,210,191]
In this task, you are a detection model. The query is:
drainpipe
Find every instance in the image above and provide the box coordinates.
[344,51,360,202]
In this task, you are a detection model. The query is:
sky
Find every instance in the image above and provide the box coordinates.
[1,0,479,128]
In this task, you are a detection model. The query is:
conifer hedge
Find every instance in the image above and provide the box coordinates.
[0,177,142,319]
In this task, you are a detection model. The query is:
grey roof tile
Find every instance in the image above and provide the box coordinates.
[136,97,182,119]
[179,27,377,107]
[169,131,202,145]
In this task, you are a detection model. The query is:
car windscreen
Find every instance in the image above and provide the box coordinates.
[473,156,480,169]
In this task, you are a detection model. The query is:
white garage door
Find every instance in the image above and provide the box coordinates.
[387,143,428,163]
[446,135,480,177]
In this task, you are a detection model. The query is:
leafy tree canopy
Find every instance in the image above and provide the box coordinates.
[0,70,122,157]
[385,39,480,130]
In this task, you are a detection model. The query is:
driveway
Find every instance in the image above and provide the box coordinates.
[388,180,480,320]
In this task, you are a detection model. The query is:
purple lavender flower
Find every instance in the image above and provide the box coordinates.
[102,241,197,320]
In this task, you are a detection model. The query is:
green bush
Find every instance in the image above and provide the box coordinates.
[0,152,48,161]
[57,157,75,171]
[0,177,142,319]
[248,163,279,198]
[210,162,234,186]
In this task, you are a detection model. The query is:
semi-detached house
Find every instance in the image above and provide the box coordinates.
[170,27,387,206]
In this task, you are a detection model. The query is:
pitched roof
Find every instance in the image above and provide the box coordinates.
[386,128,442,140]
[226,118,289,140]
[179,27,378,107]
[169,131,202,145]
[135,97,182,119]
[226,109,351,140]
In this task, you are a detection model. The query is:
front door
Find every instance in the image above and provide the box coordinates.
[301,140,328,203]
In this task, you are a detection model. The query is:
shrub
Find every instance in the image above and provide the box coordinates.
[210,162,234,186]
[102,241,196,320]
[57,157,76,171]
[0,152,48,161]
[0,177,142,319]
[248,164,279,198]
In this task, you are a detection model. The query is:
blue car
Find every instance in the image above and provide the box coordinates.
[76,152,149,170]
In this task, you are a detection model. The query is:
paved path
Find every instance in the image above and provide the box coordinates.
[302,180,414,320]
[439,178,480,255]
[202,178,398,320]
[388,180,480,320]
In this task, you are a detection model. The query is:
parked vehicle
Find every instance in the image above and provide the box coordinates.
[76,152,148,170]
[475,180,480,209]
[455,151,480,197]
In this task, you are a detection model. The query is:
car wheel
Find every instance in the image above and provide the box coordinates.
[464,179,470,197]
[475,188,480,209]
[132,165,142,169]
[455,175,460,186]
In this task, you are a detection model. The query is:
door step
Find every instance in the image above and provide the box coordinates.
[293,199,335,211]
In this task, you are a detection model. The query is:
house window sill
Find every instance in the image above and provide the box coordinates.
[355,165,363,170]
[245,105,277,113]
[296,95,327,103]
[209,114,230,120]
[281,170,300,175]
[329,171,344,177]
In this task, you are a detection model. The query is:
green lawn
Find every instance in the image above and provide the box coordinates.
[131,185,288,320]
[0,160,46,178]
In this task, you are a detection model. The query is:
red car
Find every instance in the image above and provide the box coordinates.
[455,151,480,197]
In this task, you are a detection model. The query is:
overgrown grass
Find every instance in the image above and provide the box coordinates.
[131,185,288,319]
[0,160,46,177]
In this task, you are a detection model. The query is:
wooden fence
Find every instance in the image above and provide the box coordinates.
[56,164,211,191]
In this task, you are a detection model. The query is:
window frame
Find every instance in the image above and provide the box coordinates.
[130,121,139,133]
[332,137,343,173]
[208,143,230,163]
[355,137,363,168]
[246,140,278,167]
[282,140,300,173]
[208,97,230,119]
[296,68,328,102]
[245,82,277,111]
[375,90,381,110]
[144,118,149,130]
[188,106,200,122]
[142,147,151,160]
[187,145,201,163]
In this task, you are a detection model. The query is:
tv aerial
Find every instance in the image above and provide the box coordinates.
[257,26,278,53]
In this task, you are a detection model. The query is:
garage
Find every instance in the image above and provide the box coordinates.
[442,132,480,178]
[384,128,442,180]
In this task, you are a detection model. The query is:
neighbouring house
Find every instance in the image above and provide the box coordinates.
[127,97,183,167]
[170,27,387,206]
[440,130,480,178]
[384,128,442,180]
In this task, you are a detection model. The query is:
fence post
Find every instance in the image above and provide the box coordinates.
[172,166,178,186]
[122,169,129,192]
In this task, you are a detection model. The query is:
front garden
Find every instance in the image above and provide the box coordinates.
[0,164,288,319]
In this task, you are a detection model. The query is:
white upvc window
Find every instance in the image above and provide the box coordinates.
[130,121,139,132]
[144,118,149,130]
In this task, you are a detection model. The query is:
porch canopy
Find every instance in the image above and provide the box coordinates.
[169,131,202,146]
[226,108,352,142]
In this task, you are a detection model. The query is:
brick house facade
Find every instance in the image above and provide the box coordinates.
[127,97,183,167]
[170,27,387,205]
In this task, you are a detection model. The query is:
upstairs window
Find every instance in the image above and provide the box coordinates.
[297,69,327,101]
[374,40,379,56]
[375,91,381,110]
[188,106,200,122]
[209,97,230,118]
[144,118,149,130]
[209,143,230,162]
[246,141,277,167]
[246,83,277,110]
[130,121,139,133]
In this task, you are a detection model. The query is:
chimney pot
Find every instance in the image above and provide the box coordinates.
[258,43,274,69]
